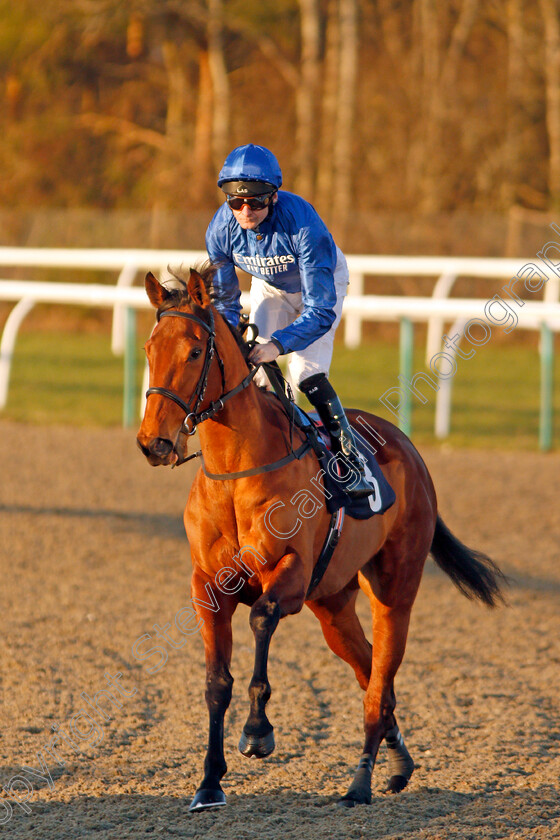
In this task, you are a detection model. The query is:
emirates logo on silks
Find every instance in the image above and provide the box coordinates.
[236,185,249,194]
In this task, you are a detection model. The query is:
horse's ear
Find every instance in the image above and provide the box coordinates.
[145,272,170,309]
[187,268,212,308]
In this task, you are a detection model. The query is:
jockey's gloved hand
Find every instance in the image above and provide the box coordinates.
[248,341,280,365]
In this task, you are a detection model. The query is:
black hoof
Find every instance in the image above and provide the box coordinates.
[337,796,357,809]
[337,790,371,808]
[238,728,275,758]
[336,786,371,808]
[189,788,226,811]
[386,774,410,794]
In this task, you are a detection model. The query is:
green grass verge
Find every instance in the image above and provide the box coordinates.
[330,340,559,451]
[3,330,559,451]
[5,332,144,428]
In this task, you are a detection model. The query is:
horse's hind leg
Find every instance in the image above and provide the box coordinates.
[309,578,413,795]
[338,598,414,806]
[385,717,414,793]
[307,578,372,690]
[338,551,424,807]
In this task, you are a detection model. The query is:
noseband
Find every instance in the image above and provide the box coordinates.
[145,308,259,447]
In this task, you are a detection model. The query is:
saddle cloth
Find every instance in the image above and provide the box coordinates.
[302,410,396,521]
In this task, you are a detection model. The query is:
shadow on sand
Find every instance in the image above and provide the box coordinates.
[2,783,558,840]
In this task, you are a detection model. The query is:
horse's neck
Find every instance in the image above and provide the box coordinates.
[198,327,289,475]
[198,383,288,475]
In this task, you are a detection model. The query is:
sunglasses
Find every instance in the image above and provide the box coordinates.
[226,193,274,211]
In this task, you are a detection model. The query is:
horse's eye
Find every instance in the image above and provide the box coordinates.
[189,347,203,361]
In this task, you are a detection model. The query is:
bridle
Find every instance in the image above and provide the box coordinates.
[145,308,260,462]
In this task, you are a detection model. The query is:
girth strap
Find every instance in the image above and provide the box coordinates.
[306,506,345,599]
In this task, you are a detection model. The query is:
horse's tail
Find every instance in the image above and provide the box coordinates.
[430,514,506,607]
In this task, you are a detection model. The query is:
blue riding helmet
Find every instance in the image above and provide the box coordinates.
[218,144,283,192]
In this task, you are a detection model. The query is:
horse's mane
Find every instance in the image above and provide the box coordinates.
[158,263,250,361]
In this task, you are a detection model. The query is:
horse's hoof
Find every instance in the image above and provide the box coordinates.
[386,774,410,794]
[188,788,226,811]
[336,796,357,809]
[336,790,371,808]
[238,728,275,758]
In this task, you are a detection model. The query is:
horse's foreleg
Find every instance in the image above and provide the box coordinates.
[238,596,280,758]
[239,551,306,759]
[189,571,237,812]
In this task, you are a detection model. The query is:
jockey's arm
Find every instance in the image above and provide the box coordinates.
[205,216,242,326]
[270,225,338,354]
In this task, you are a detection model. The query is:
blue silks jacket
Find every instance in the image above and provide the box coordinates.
[205,190,340,354]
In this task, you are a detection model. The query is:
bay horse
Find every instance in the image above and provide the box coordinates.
[136,266,504,811]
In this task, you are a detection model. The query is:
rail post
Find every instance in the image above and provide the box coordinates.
[112,263,139,355]
[539,322,555,451]
[0,298,35,409]
[123,307,137,427]
[399,317,414,436]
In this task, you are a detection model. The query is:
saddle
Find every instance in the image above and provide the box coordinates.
[261,362,396,521]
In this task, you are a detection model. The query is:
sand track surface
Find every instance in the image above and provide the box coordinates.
[1,421,559,839]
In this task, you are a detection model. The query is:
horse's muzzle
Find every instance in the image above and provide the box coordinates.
[136,435,178,466]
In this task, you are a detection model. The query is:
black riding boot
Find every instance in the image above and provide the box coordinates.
[299,373,373,499]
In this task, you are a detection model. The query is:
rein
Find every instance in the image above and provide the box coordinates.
[201,440,311,480]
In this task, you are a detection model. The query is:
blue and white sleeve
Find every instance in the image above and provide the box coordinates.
[205,219,242,327]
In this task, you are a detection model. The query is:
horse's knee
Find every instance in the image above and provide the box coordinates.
[205,669,233,711]
[249,597,280,636]
[248,677,271,707]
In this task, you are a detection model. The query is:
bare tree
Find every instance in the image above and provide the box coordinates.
[191,50,214,194]
[305,0,358,244]
[504,0,525,209]
[315,0,340,221]
[330,0,358,245]
[414,0,480,214]
[294,0,322,199]
[539,0,560,209]
[150,32,189,245]
[207,0,230,171]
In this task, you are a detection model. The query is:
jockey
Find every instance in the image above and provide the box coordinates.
[206,143,373,499]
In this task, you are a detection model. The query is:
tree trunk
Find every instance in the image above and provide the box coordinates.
[191,50,214,196]
[151,37,188,246]
[504,0,525,209]
[207,0,230,172]
[539,0,560,209]
[417,0,479,214]
[295,0,321,199]
[331,0,358,247]
[315,0,340,222]
[161,39,185,140]
[416,0,440,214]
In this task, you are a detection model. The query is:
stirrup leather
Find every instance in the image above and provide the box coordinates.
[316,398,374,499]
